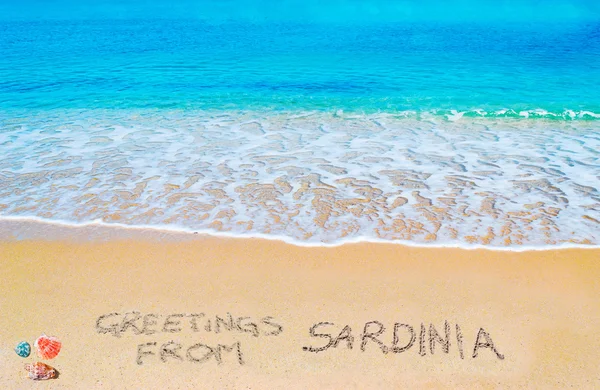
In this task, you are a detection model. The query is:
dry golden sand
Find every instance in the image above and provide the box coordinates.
[0,223,599,389]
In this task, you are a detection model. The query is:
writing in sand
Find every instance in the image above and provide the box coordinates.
[302,320,504,360]
[95,311,283,365]
[96,312,504,366]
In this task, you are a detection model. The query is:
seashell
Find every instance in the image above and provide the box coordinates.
[15,341,31,358]
[35,334,62,359]
[24,362,58,380]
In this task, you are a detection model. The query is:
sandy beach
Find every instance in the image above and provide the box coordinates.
[3,2,600,388]
[0,221,599,389]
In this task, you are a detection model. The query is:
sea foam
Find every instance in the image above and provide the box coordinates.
[1,109,599,247]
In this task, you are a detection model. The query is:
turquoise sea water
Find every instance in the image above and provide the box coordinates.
[1,1,599,246]
[1,19,600,115]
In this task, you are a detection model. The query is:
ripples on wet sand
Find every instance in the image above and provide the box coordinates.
[1,109,599,246]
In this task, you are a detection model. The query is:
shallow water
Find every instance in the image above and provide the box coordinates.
[1,110,599,246]
[1,16,599,247]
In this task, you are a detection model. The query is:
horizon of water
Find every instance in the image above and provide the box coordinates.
[1,2,599,248]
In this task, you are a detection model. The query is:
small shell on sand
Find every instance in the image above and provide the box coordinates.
[24,362,58,380]
[15,341,31,358]
[35,334,62,359]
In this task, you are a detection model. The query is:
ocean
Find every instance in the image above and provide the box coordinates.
[1,1,599,247]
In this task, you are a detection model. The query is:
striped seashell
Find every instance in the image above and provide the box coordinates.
[24,362,58,380]
[15,341,31,358]
[35,334,62,359]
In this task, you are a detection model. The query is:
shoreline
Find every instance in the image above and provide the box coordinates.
[1,217,598,251]
[3,110,599,248]
[1,224,599,388]
[2,106,600,119]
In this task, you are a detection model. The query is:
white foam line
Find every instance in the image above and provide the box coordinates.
[2,107,600,121]
[0,215,597,252]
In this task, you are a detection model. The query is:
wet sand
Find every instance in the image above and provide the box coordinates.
[1,222,599,389]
